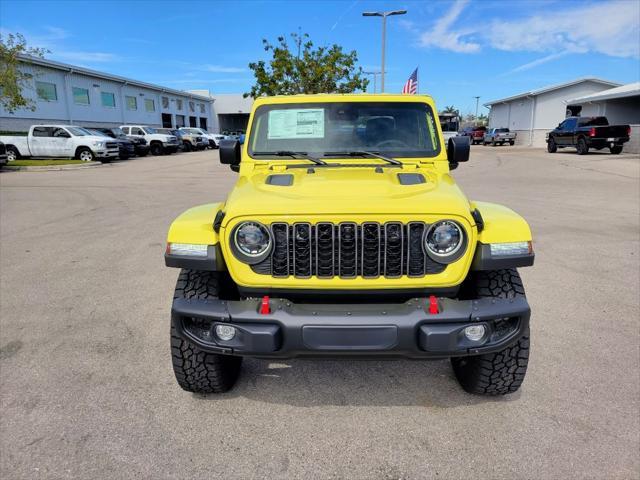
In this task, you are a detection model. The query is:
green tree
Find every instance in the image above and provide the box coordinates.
[245,32,368,97]
[443,105,459,116]
[0,33,49,113]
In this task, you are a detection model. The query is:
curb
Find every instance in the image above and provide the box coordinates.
[2,161,106,172]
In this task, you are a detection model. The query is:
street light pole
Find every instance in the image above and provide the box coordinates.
[364,71,381,93]
[473,96,480,120]
[362,10,407,93]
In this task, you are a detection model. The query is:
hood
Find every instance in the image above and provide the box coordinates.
[223,164,472,221]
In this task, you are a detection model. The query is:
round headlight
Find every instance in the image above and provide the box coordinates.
[232,221,272,262]
[424,220,465,262]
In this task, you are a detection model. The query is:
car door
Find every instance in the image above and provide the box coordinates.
[51,127,73,157]
[130,127,146,141]
[30,127,53,156]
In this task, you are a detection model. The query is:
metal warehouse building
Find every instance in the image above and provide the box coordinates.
[0,55,215,132]
[485,78,621,148]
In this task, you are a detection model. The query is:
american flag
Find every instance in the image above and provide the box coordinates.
[402,67,418,94]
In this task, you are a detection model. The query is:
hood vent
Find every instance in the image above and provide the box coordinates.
[266,174,294,186]
[397,173,426,185]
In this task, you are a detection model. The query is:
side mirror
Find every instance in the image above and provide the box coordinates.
[447,136,470,170]
[219,139,241,171]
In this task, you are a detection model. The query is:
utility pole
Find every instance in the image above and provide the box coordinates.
[362,10,407,92]
[473,96,480,120]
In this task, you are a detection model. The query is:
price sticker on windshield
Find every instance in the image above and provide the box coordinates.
[268,109,325,139]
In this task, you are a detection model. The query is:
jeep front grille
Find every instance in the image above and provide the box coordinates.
[252,222,446,279]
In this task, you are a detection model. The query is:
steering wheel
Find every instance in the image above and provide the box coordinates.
[375,139,409,148]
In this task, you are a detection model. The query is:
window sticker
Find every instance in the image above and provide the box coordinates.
[268,109,325,139]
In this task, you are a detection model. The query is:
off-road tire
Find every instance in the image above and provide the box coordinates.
[576,137,589,155]
[610,145,623,154]
[170,269,242,394]
[547,138,557,153]
[509,140,515,146]
[451,269,530,395]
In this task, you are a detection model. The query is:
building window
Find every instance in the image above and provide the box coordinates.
[36,81,57,101]
[144,99,155,112]
[101,92,116,107]
[176,114,185,127]
[162,96,169,109]
[189,116,197,127]
[199,103,205,113]
[189,101,195,112]
[199,117,207,130]
[176,99,183,110]
[126,96,137,110]
[73,87,90,105]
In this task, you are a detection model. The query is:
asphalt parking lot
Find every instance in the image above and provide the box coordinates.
[1,146,639,479]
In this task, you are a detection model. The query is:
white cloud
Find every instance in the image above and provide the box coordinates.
[418,0,480,53]
[504,51,573,75]
[202,64,246,73]
[486,0,640,58]
[413,0,640,61]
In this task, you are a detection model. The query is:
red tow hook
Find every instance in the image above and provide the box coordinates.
[260,295,271,315]
[428,295,439,314]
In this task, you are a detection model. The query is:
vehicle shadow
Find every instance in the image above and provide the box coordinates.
[194,358,521,408]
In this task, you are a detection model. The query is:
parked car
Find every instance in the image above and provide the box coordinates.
[158,128,207,152]
[483,128,516,146]
[164,93,535,396]
[0,125,119,162]
[119,125,180,155]
[458,126,487,145]
[179,127,226,148]
[93,127,150,157]
[546,116,630,155]
[83,128,135,160]
[0,141,7,168]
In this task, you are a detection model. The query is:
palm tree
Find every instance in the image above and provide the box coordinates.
[443,105,459,116]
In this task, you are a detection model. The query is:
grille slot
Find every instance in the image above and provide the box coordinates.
[256,221,447,278]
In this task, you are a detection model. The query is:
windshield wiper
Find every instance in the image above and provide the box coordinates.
[252,151,327,165]
[322,150,401,165]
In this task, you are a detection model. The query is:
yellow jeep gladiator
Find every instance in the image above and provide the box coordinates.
[165,94,534,395]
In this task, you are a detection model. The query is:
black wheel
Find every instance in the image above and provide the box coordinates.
[76,147,95,162]
[171,270,242,394]
[150,143,163,155]
[509,141,514,146]
[182,142,191,152]
[547,138,557,153]
[576,137,589,155]
[119,152,130,160]
[6,146,20,161]
[451,269,530,395]
[138,151,148,157]
[610,145,623,154]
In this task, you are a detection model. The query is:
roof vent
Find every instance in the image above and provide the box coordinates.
[266,174,294,186]
[397,173,426,185]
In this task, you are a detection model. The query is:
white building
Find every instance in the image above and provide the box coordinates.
[485,78,620,147]
[187,91,253,134]
[0,55,215,133]
[566,82,640,154]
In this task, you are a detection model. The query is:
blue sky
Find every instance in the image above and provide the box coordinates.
[1,0,639,115]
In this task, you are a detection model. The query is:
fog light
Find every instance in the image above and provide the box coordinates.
[215,324,236,341]
[464,325,486,342]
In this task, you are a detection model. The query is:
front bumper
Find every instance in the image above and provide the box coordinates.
[172,295,530,359]
[96,148,119,158]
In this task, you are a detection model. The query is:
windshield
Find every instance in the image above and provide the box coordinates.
[143,127,157,134]
[86,129,109,137]
[111,127,124,136]
[248,102,441,158]
[496,128,510,133]
[67,127,90,136]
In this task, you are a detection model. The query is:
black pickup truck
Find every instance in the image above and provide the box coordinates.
[547,116,630,155]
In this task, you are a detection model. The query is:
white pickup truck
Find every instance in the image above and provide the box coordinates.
[179,127,226,149]
[0,125,120,162]
[119,125,180,155]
